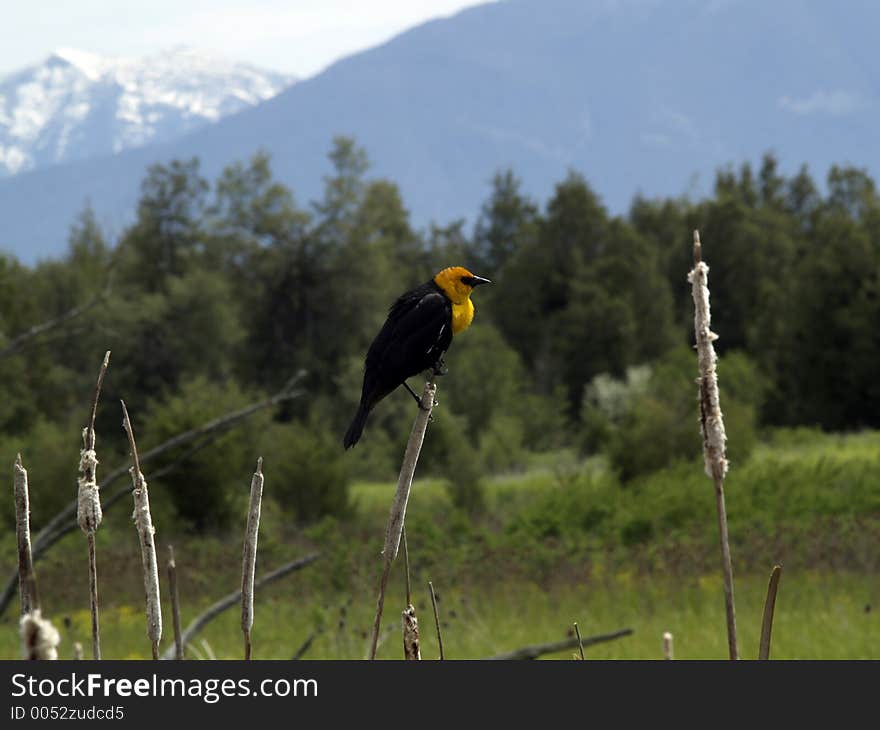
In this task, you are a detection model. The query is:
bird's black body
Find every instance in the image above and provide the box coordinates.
[344,280,453,449]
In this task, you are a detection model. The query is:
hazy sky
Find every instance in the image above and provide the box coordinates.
[1,0,491,77]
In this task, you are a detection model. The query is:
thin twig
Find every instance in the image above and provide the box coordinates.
[689,229,739,660]
[241,458,264,660]
[167,545,183,660]
[369,380,436,660]
[573,622,585,660]
[13,455,38,616]
[292,630,321,660]
[122,400,162,660]
[487,628,634,660]
[759,565,783,660]
[428,581,444,660]
[160,554,320,660]
[0,376,305,618]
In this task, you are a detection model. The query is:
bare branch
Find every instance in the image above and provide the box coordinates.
[487,628,633,660]
[160,553,320,660]
[0,285,110,360]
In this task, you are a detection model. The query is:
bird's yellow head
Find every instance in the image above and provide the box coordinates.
[433,266,492,305]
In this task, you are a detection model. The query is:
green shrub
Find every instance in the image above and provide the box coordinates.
[141,377,267,531]
[259,417,352,524]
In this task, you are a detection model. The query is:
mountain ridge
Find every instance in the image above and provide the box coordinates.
[1,0,878,263]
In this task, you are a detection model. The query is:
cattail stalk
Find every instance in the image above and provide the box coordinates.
[0,375,305,620]
[78,350,110,660]
[20,610,60,660]
[14,455,38,615]
[759,565,783,660]
[688,230,738,660]
[663,631,674,660]
[429,581,444,660]
[167,546,184,660]
[241,458,264,660]
[369,380,436,660]
[121,400,162,660]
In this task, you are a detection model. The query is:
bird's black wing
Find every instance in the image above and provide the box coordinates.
[362,284,452,407]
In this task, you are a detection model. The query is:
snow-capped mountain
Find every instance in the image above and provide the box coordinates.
[0,47,294,176]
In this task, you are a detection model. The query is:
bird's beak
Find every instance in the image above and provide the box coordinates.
[464,275,492,287]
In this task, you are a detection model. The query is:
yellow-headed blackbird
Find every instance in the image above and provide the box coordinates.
[343,265,491,449]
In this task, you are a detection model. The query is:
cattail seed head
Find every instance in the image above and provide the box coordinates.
[20,610,60,660]
[77,427,103,533]
[688,237,728,481]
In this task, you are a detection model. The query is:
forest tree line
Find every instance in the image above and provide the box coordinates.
[1,137,878,530]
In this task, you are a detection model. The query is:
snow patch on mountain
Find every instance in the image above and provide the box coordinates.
[0,47,294,176]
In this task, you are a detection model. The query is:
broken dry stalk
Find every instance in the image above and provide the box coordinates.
[663,631,674,660]
[167,546,183,660]
[78,350,110,660]
[688,230,739,661]
[121,400,162,660]
[13,455,38,616]
[241,458,264,660]
[368,380,436,660]
[759,565,783,660]
[402,605,421,660]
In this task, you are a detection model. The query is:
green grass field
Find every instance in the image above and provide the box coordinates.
[2,570,874,660]
[2,429,878,659]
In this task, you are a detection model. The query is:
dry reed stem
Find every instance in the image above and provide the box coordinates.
[663,631,674,660]
[167,545,183,660]
[402,526,412,607]
[689,230,739,661]
[759,565,783,660]
[20,610,60,660]
[121,400,162,660]
[160,553,320,659]
[573,622,585,660]
[241,458,264,660]
[73,642,83,660]
[402,605,421,660]
[368,380,436,660]
[13,454,38,616]
[79,350,110,660]
[429,581,444,660]
[0,375,305,618]
[487,628,633,660]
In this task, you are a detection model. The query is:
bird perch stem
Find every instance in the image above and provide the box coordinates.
[368,380,436,660]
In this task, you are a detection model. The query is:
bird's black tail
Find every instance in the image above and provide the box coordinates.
[343,403,370,449]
